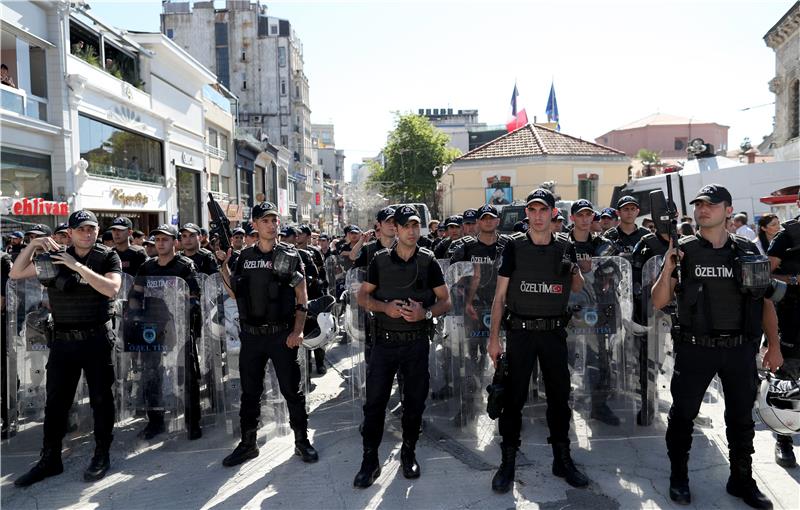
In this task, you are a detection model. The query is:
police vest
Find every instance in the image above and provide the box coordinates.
[676,234,763,338]
[48,245,115,327]
[505,233,572,318]
[777,219,800,274]
[372,247,437,331]
[452,234,510,263]
[233,243,297,325]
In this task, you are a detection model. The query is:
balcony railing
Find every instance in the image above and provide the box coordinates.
[86,162,165,185]
[205,143,228,160]
[1,84,47,122]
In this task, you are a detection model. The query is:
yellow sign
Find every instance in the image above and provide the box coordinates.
[111,188,149,206]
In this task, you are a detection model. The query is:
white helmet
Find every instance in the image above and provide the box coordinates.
[303,312,336,350]
[755,375,800,435]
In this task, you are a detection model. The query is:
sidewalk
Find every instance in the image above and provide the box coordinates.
[2,340,798,510]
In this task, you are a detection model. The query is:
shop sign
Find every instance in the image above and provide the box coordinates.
[111,188,150,206]
[1,197,69,216]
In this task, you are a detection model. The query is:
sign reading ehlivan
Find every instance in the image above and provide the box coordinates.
[0,197,69,216]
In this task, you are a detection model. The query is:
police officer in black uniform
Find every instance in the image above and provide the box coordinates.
[11,210,122,486]
[53,223,71,247]
[434,215,463,259]
[180,223,219,275]
[218,201,318,467]
[603,196,649,256]
[109,216,147,276]
[488,189,588,493]
[652,184,783,508]
[461,208,478,237]
[130,224,203,440]
[766,192,800,468]
[353,205,451,488]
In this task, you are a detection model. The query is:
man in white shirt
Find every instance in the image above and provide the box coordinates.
[733,213,756,241]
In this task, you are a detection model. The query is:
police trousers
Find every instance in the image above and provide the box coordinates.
[362,334,430,450]
[665,341,758,459]
[43,332,115,447]
[499,328,572,446]
[776,292,800,360]
[239,329,308,432]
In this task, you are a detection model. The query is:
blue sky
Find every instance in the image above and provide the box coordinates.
[89,0,792,177]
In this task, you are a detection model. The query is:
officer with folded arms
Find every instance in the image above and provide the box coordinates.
[487,188,588,494]
[11,210,122,486]
[353,204,451,488]
[652,184,782,508]
[217,201,318,467]
[130,224,203,440]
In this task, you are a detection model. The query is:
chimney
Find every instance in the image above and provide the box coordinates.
[744,148,757,164]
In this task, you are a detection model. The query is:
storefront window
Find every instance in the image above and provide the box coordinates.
[1,148,52,200]
[177,167,201,225]
[79,114,164,184]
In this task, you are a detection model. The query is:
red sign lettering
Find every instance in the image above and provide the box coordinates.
[8,198,69,216]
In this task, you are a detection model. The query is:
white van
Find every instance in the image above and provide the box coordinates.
[388,203,432,237]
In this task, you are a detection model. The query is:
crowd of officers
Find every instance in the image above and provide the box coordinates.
[1,185,797,508]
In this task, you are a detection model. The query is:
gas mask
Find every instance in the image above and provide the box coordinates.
[736,255,786,303]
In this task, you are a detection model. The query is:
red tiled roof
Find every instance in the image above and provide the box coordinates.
[457,124,626,161]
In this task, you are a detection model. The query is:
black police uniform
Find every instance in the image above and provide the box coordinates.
[766,216,800,467]
[434,237,457,259]
[115,244,148,276]
[354,238,396,361]
[19,243,121,485]
[1,252,11,437]
[183,248,219,276]
[226,240,314,460]
[604,224,650,256]
[359,244,444,479]
[498,232,578,449]
[133,254,203,437]
[665,232,771,505]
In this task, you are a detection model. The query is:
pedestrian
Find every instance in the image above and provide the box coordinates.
[353,204,451,488]
[487,188,588,493]
[130,224,203,440]
[11,210,122,486]
[766,193,800,469]
[652,184,782,508]
[179,223,219,275]
[217,202,318,467]
[734,213,757,241]
[756,213,780,256]
[109,216,147,276]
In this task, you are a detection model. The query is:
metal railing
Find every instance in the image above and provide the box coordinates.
[85,162,165,185]
[205,143,228,160]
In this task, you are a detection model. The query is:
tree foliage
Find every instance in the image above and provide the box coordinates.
[368,113,460,204]
[636,148,661,164]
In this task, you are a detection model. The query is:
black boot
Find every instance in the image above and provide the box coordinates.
[294,429,319,463]
[222,428,259,467]
[83,439,112,482]
[668,454,691,505]
[314,348,327,375]
[139,411,166,440]
[726,453,773,509]
[400,440,420,479]
[775,434,797,469]
[551,442,589,488]
[353,448,381,488]
[14,446,64,487]
[491,443,516,493]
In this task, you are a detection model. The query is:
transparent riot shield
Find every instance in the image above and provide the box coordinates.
[5,278,94,448]
[428,259,454,403]
[121,276,188,436]
[344,267,368,418]
[645,257,724,430]
[326,255,347,340]
[566,256,638,437]
[199,273,225,427]
[427,261,499,452]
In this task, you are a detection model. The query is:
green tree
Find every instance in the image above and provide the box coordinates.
[368,113,460,205]
[636,148,661,164]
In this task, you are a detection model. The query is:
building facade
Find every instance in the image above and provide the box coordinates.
[595,113,729,160]
[419,108,505,154]
[440,124,630,217]
[764,1,800,162]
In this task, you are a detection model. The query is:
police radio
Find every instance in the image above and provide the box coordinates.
[649,174,681,286]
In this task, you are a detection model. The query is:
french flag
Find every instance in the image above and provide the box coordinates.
[506,83,528,132]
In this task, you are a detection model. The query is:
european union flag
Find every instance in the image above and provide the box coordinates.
[545,82,560,131]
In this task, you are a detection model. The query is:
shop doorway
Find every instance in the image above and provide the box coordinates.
[177,166,201,225]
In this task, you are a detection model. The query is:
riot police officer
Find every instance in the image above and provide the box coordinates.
[652,184,783,508]
[599,208,619,232]
[180,223,219,275]
[767,192,800,468]
[603,196,649,256]
[130,224,203,440]
[353,204,451,488]
[10,210,122,486]
[461,208,478,237]
[433,215,463,259]
[487,188,588,493]
[53,223,71,247]
[109,216,147,276]
[218,201,318,467]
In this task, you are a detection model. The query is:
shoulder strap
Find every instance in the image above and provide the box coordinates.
[87,244,110,270]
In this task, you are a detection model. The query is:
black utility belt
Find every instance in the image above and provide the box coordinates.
[676,333,750,349]
[241,322,290,336]
[505,315,567,332]
[53,321,113,342]
[374,327,430,346]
